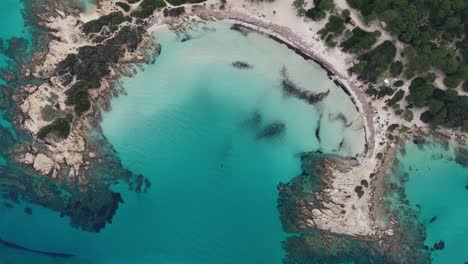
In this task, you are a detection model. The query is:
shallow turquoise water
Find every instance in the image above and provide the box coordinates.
[0,0,31,86]
[75,0,96,13]
[0,22,365,263]
[0,0,28,40]
[396,139,468,264]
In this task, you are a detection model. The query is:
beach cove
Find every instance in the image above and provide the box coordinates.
[0,21,365,263]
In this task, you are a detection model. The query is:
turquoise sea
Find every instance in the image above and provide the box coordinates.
[395,138,468,264]
[0,1,467,263]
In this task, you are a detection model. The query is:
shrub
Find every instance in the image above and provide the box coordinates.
[163,6,185,17]
[340,27,380,53]
[387,90,405,106]
[389,61,403,77]
[443,76,461,88]
[131,0,167,19]
[394,80,404,87]
[404,110,414,121]
[37,118,71,139]
[116,2,131,12]
[83,12,130,34]
[351,41,397,82]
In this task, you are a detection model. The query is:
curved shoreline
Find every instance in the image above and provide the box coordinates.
[192,9,375,159]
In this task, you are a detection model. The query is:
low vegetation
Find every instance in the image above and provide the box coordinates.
[56,26,144,116]
[407,78,468,131]
[351,41,396,82]
[164,6,185,17]
[131,0,166,19]
[37,118,71,139]
[82,12,130,34]
[304,0,335,21]
[340,27,380,53]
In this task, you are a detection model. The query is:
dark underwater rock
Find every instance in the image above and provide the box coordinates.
[413,136,426,145]
[433,240,445,250]
[256,122,285,139]
[24,207,32,215]
[281,66,330,104]
[244,111,262,129]
[231,61,253,69]
[230,23,250,36]
[429,216,437,223]
[454,147,468,167]
[62,191,123,232]
[281,78,330,104]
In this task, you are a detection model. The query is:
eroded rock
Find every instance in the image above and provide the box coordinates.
[33,154,54,175]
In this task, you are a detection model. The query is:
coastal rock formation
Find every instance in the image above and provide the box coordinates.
[33,154,54,175]
[278,152,379,237]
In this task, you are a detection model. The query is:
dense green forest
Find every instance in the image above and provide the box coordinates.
[345,0,468,131]
[295,0,467,132]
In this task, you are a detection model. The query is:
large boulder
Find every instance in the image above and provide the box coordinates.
[33,154,54,175]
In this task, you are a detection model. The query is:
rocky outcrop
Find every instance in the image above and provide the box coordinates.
[33,154,54,175]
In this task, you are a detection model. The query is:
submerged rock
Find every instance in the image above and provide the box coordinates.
[281,67,330,104]
[230,24,250,36]
[24,207,32,215]
[231,61,253,69]
[256,122,285,139]
[454,147,468,167]
[244,111,262,129]
[433,240,445,250]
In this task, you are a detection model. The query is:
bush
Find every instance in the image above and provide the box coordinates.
[305,8,326,21]
[131,0,167,19]
[163,6,185,17]
[464,81,468,92]
[340,27,380,53]
[37,118,71,139]
[394,80,404,87]
[116,2,131,12]
[404,110,414,121]
[443,76,461,88]
[389,61,403,77]
[406,77,435,107]
[305,0,335,21]
[351,41,397,82]
[424,72,437,83]
[387,90,405,107]
[319,15,345,41]
[83,12,130,34]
